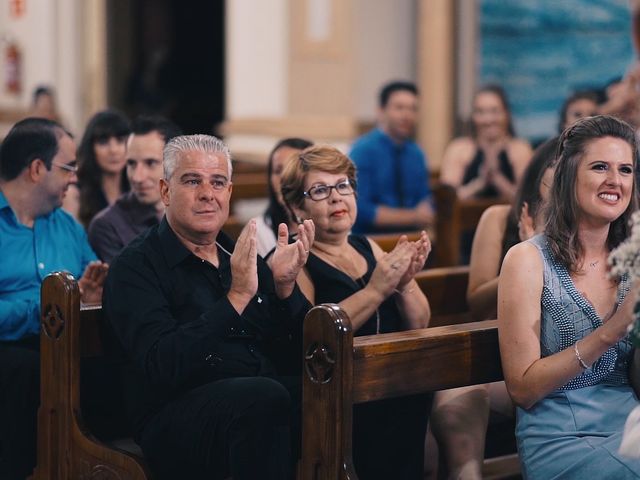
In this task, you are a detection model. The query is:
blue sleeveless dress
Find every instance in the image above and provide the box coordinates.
[517,235,640,479]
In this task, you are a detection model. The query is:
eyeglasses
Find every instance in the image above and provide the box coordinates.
[303,179,354,201]
[52,161,78,174]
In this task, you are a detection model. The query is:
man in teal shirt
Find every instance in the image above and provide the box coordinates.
[0,118,106,479]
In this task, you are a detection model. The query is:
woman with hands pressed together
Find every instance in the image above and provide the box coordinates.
[280,145,432,480]
[498,116,640,479]
[440,85,532,202]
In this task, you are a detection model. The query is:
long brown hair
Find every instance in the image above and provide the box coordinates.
[545,115,638,272]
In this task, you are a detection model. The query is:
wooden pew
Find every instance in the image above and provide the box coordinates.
[415,266,471,327]
[433,183,508,266]
[300,304,514,480]
[222,214,246,240]
[229,172,269,211]
[232,159,267,175]
[33,272,151,480]
[368,230,423,253]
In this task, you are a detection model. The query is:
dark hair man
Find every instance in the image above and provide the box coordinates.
[350,80,435,233]
[88,115,182,262]
[0,118,107,478]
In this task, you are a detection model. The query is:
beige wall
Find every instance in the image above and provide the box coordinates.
[224,0,456,165]
[416,0,454,169]
[0,0,90,135]
[352,0,417,121]
[226,0,289,119]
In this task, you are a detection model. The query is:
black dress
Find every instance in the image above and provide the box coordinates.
[461,148,515,198]
[306,235,431,480]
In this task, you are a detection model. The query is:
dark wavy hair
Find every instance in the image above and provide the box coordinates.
[264,138,313,237]
[557,90,600,134]
[77,110,131,227]
[501,136,560,260]
[545,115,638,272]
[469,84,516,138]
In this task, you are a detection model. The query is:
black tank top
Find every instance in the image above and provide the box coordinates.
[305,235,404,336]
[462,148,515,197]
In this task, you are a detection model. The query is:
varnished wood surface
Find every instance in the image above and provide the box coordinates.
[415,265,472,326]
[352,321,501,403]
[301,303,509,480]
[368,230,423,253]
[433,183,508,266]
[33,272,151,480]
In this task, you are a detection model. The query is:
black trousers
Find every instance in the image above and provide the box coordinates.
[0,336,40,480]
[353,392,433,480]
[139,376,299,480]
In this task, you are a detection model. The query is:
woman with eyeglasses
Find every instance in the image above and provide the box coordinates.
[280,145,432,480]
[71,110,131,228]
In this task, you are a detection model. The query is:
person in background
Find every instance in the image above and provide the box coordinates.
[88,115,182,263]
[558,90,599,133]
[253,137,313,258]
[349,81,435,234]
[0,118,106,479]
[440,84,532,201]
[29,85,63,125]
[499,115,640,478]
[281,145,432,480]
[65,110,131,228]
[427,137,559,480]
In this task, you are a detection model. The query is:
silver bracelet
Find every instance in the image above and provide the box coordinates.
[574,340,589,370]
[394,285,416,295]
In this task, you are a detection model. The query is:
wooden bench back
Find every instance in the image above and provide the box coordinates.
[229,172,269,211]
[368,231,423,253]
[33,272,150,480]
[415,266,471,327]
[300,304,502,479]
[433,183,508,266]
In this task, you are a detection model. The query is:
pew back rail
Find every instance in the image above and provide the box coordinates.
[300,303,502,480]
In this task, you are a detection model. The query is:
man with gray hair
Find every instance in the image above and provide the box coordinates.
[103,134,314,479]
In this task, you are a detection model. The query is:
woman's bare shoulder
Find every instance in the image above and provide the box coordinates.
[507,138,533,157]
[502,239,542,273]
[480,204,510,227]
[446,136,476,154]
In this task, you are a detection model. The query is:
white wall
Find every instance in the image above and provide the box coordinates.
[226,0,289,119]
[352,0,417,121]
[0,0,84,134]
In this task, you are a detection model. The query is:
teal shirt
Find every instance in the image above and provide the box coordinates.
[0,191,97,340]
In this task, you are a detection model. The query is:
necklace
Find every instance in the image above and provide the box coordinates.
[311,244,382,334]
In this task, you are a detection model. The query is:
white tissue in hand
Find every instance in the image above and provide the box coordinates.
[620,405,640,458]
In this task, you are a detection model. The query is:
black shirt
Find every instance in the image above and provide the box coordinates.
[103,217,310,435]
[88,192,160,263]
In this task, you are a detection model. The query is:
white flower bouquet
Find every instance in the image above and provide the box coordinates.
[609,210,640,347]
[608,210,640,458]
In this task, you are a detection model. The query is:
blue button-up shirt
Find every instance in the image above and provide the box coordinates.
[0,191,97,340]
[349,128,432,233]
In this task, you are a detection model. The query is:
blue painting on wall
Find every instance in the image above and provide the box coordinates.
[479,0,634,142]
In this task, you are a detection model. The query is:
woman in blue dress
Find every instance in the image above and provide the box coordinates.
[498,115,640,479]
